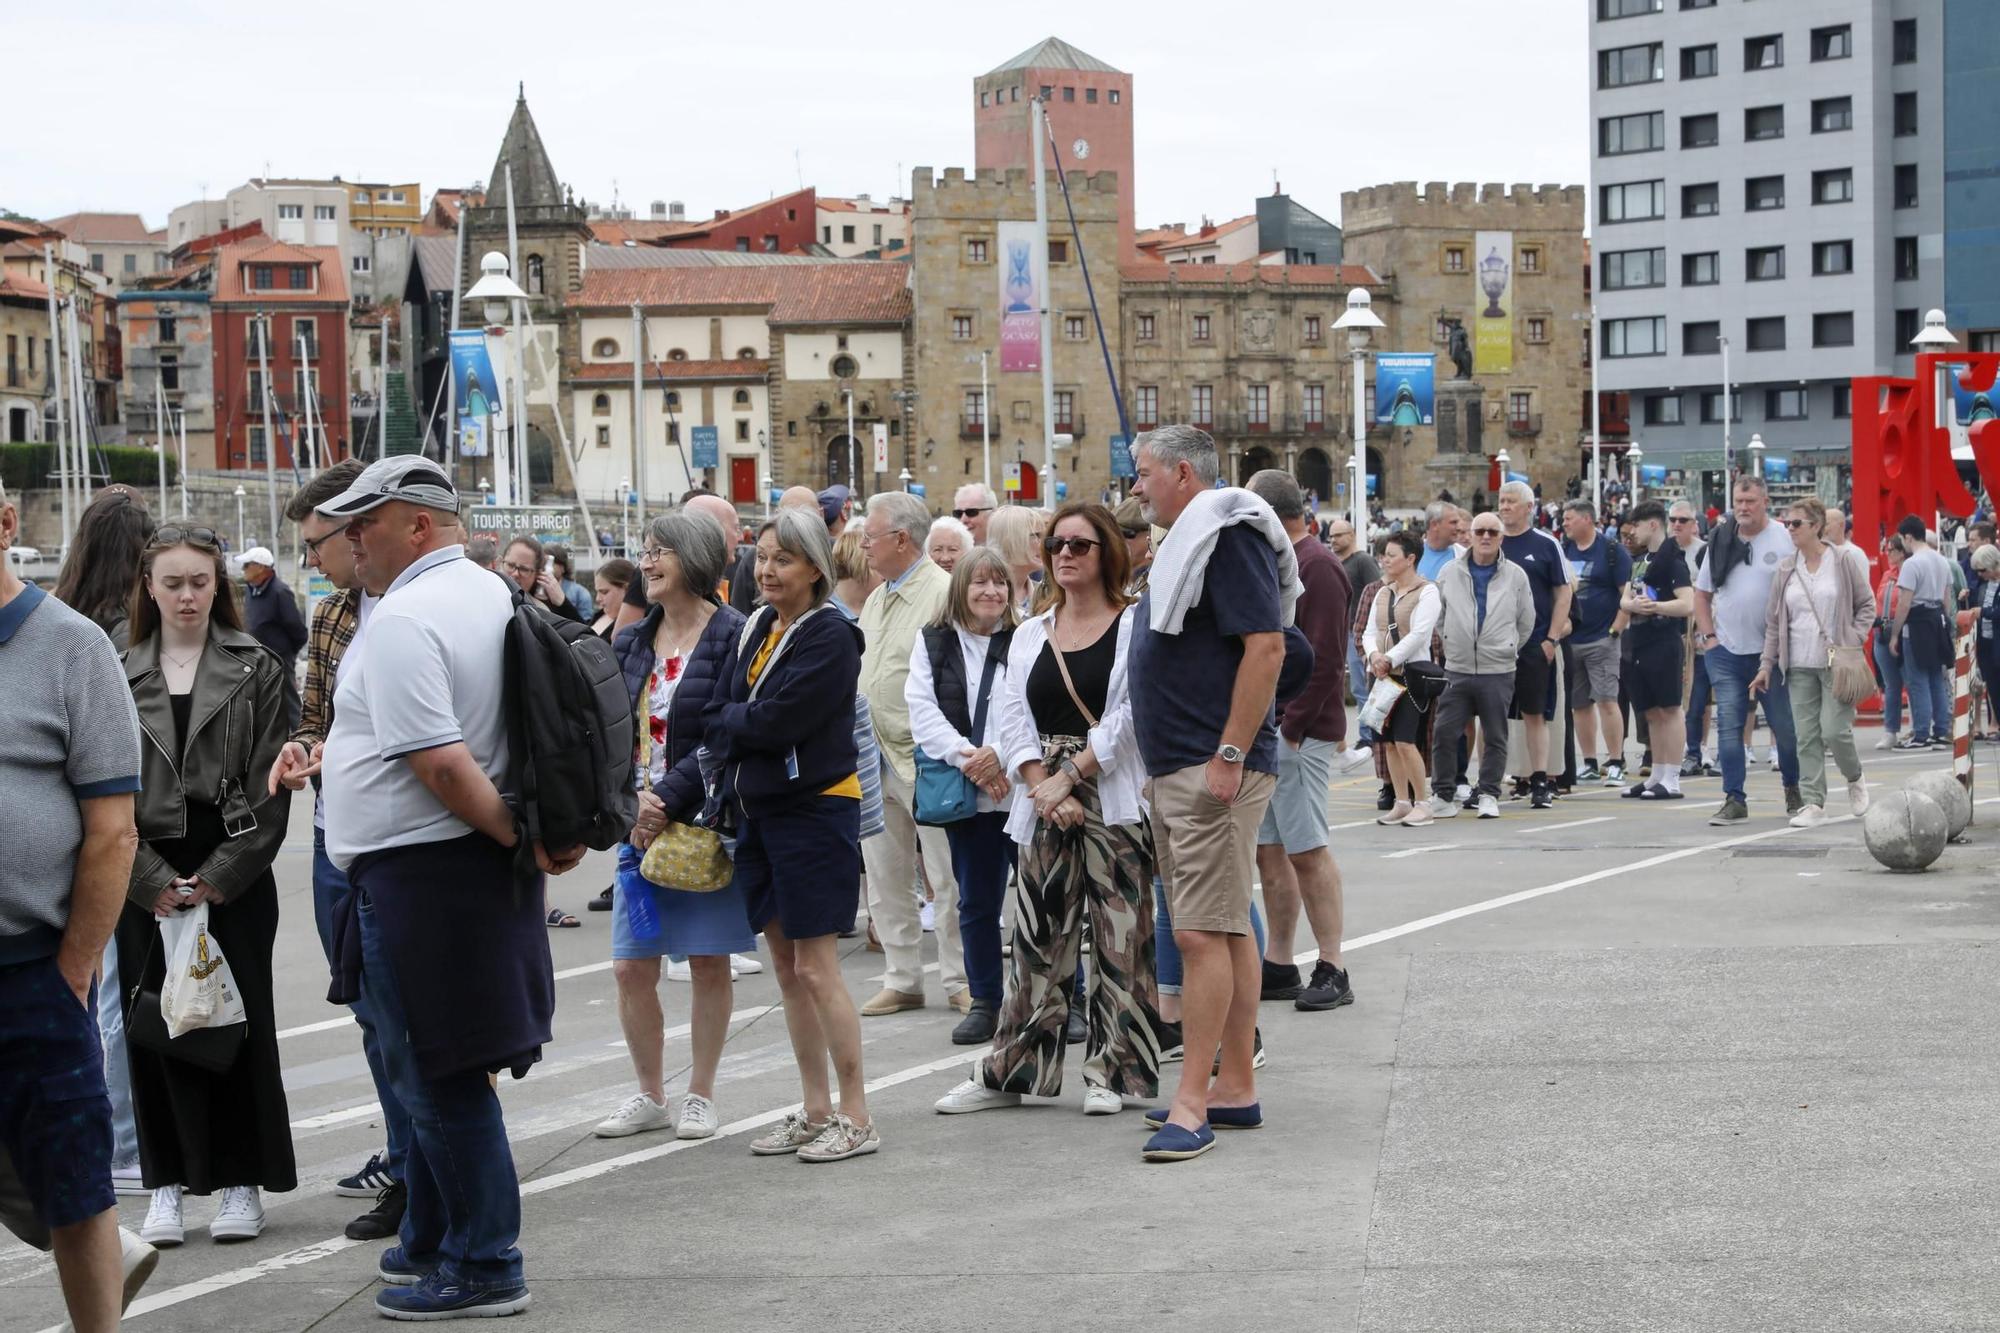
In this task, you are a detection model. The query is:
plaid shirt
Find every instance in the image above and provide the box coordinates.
[292,586,361,752]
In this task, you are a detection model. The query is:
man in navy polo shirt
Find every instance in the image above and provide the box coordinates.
[1496,480,1573,808]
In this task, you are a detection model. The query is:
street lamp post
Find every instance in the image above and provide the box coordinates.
[1629,445,1645,504]
[1747,432,1765,479]
[463,252,529,506]
[620,475,631,554]
[761,474,773,520]
[232,484,246,551]
[898,467,913,493]
[1332,288,1384,539]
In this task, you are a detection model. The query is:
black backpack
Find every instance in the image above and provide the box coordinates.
[502,590,637,865]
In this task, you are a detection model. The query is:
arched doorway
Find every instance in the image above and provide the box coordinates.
[1238,446,1276,485]
[1364,446,1386,502]
[1016,461,1039,503]
[1297,447,1333,506]
[825,436,857,489]
[528,425,556,490]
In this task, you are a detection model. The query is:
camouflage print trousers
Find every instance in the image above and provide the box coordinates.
[980,735,1164,1099]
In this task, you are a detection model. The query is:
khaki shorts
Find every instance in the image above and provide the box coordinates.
[1150,762,1278,936]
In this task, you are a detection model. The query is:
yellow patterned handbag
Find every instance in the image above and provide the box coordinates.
[635,664,733,892]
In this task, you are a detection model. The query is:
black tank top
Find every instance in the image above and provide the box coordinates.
[1026,618,1116,735]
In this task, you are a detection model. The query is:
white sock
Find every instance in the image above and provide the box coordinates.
[1658,763,1681,794]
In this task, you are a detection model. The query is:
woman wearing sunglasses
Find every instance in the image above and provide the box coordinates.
[934,502,1161,1119]
[118,527,295,1246]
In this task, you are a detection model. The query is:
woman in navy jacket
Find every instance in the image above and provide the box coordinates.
[595,510,754,1144]
[706,507,878,1163]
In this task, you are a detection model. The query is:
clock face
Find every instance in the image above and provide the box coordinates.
[1071,138,1091,160]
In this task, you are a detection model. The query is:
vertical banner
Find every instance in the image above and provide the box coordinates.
[1109,433,1135,479]
[690,425,719,470]
[1374,353,1436,426]
[449,331,497,457]
[998,220,1041,373]
[872,422,889,472]
[1473,230,1513,376]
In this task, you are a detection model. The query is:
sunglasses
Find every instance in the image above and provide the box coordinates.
[1471,528,1503,537]
[151,526,220,549]
[1119,526,1146,540]
[951,507,993,520]
[1044,536,1101,556]
[1783,518,1812,530]
[1670,516,1696,524]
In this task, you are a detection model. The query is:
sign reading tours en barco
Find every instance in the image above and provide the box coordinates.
[465,505,575,549]
[1473,229,1513,376]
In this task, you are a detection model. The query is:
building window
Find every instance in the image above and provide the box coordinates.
[830,354,858,378]
[1508,392,1534,430]
[1682,251,1719,286]
[1813,312,1855,347]
[278,204,303,220]
[965,238,989,264]
[950,314,976,340]
[821,225,832,243]
[596,425,611,449]
[1109,89,1120,104]
[1894,92,1918,137]
[1246,384,1270,428]
[738,347,759,359]
[736,419,750,442]
[1604,316,1666,358]
[1047,240,1068,264]
[1603,247,1666,290]
[1681,182,1718,218]
[593,338,619,359]
[1598,42,1664,88]
[1896,308,1921,347]
[1896,164,1919,209]
[1833,384,1853,417]
[1519,246,1542,274]
[1598,0,1661,16]
[526,254,544,295]
[1744,105,1784,141]
[294,318,318,357]
[1191,384,1213,426]
[158,313,176,343]
[1683,320,1721,356]
[963,390,984,426]
[1062,86,1074,102]
[1303,315,1322,342]
[1526,317,1548,343]
[980,91,989,108]
[1681,44,1717,79]
[1086,88,1098,103]
[1744,35,1782,70]
[1681,113,1718,149]
[1746,316,1786,352]
[1303,383,1325,427]
[1812,240,1853,276]
[1813,168,1854,205]
[592,393,611,416]
[314,204,336,221]
[1745,175,1785,211]
[1810,25,1851,61]
[1443,244,1467,271]
[159,355,179,391]
[1603,180,1665,223]
[1136,313,1156,340]
[667,348,688,362]
[873,224,883,245]
[289,265,311,289]
[1053,391,1075,431]
[1816,98,1856,134]
[1192,314,1212,342]
[1681,0,1715,8]
[1895,236,1919,282]
[1040,85,1052,100]
[665,391,680,409]
[1599,111,1665,156]
[249,426,267,464]
[1700,390,1742,424]
[1893,19,1917,64]
[252,264,274,289]
[352,254,372,274]
[1064,315,1086,340]
[732,388,751,407]
[840,225,856,245]
[1644,394,1682,426]
[1746,246,1785,281]
[1134,385,1159,428]
[1766,388,1808,420]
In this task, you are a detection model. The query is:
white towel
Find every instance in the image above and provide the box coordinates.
[1146,487,1300,635]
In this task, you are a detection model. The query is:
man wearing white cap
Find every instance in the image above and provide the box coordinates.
[241,543,307,726]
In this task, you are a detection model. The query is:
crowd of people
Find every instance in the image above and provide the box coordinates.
[4,425,1989,1327]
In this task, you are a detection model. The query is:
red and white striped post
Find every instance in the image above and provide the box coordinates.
[1953,623,1975,822]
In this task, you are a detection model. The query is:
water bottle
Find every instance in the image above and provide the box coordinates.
[623,873,662,945]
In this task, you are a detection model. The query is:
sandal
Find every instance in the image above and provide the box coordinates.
[546,908,580,928]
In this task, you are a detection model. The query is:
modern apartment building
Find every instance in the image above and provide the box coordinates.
[1588,0,1963,491]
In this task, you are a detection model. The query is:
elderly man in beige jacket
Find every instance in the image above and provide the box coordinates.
[856,492,967,1016]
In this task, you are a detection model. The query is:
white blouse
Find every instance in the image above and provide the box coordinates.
[1361,582,1443,666]
[906,625,1006,815]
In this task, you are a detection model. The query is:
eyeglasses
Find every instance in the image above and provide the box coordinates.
[1043,536,1101,556]
[150,526,219,549]
[502,561,539,578]
[951,507,993,521]
[638,546,669,564]
[302,527,344,559]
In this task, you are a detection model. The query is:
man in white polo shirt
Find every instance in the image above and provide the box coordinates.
[319,456,581,1320]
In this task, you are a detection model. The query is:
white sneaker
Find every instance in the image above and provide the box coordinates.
[729,952,763,975]
[139,1186,183,1247]
[594,1092,674,1139]
[111,1160,147,1196]
[1082,1086,1124,1116]
[1788,805,1826,829]
[1768,749,1781,771]
[1453,783,1473,805]
[1402,799,1435,827]
[1874,733,1898,752]
[1338,745,1373,773]
[933,1078,1022,1114]
[1476,794,1501,819]
[665,958,692,982]
[677,1093,719,1139]
[117,1227,160,1313]
[1429,797,1460,819]
[210,1186,264,1242]
[1848,778,1871,816]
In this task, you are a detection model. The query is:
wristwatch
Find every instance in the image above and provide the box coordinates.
[1058,757,1084,783]
[1216,744,1246,764]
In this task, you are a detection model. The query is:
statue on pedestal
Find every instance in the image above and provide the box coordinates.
[1446,320,1474,380]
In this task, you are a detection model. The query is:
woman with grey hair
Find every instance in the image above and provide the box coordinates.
[927,515,974,574]
[707,507,880,1162]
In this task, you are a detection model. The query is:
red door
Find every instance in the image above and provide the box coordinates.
[730,457,757,504]
[1018,462,1039,503]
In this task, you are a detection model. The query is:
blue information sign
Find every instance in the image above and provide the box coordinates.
[1109,434,1135,480]
[690,425,719,469]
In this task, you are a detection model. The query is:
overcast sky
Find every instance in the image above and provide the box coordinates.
[4,1,1588,234]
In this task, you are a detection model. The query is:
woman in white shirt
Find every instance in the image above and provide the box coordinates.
[933,503,1160,1119]
[1752,497,1876,827]
[905,548,1018,1045]
[1362,531,1444,826]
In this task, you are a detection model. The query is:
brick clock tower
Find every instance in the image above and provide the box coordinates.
[973,37,1136,263]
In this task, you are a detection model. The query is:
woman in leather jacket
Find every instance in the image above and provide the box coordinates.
[117,526,295,1248]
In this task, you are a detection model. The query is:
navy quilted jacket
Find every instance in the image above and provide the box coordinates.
[613,602,748,822]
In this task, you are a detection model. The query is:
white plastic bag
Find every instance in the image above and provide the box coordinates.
[158,903,247,1039]
[1358,676,1407,735]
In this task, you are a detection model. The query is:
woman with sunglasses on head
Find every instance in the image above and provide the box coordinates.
[118,526,295,1247]
[934,502,1161,1119]
[1750,497,1875,827]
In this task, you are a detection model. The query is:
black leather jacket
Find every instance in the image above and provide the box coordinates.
[122,623,293,909]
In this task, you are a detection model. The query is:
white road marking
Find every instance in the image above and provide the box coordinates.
[1382,844,1459,859]
[1534,815,1616,832]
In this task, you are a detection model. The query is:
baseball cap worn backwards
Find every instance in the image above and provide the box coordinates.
[317,455,460,518]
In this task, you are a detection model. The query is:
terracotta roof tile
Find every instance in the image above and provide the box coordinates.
[569,358,769,382]
[0,272,51,303]
[1118,259,1382,287]
[1146,214,1257,254]
[570,261,910,324]
[44,212,159,245]
[212,242,349,304]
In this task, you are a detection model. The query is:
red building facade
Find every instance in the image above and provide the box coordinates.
[210,241,350,470]
[973,38,1136,262]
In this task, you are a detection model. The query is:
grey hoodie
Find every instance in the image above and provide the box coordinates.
[1435,553,1536,674]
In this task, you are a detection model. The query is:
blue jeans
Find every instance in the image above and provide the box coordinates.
[1152,878,1266,996]
[1873,635,1905,735]
[96,932,138,1165]
[1901,631,1953,742]
[1348,644,1377,744]
[1705,648,1798,801]
[313,830,411,1181]
[945,813,1014,1006]
[358,891,522,1287]
[1684,649,1713,752]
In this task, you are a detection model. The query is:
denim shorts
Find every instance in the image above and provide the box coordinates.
[0,955,115,1235]
[611,843,756,961]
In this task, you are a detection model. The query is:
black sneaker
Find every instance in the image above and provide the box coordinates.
[1578,760,1602,784]
[1064,1007,1087,1045]
[1701,762,1722,777]
[951,999,998,1046]
[1679,755,1702,778]
[1295,961,1354,1012]
[1212,1027,1267,1076]
[1377,782,1396,812]
[1155,1020,1184,1064]
[1511,777,1531,800]
[1709,797,1749,826]
[587,885,613,912]
[1530,782,1554,810]
[1260,959,1303,1001]
[344,1180,407,1242]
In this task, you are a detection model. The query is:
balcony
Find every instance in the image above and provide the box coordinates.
[959,415,988,440]
[1508,413,1543,437]
[1053,414,1085,440]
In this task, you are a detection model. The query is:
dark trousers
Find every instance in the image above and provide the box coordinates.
[945,812,1014,1006]
[312,829,412,1181]
[1431,671,1514,799]
[358,891,523,1288]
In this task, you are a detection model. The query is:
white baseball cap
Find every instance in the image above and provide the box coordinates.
[240,546,276,567]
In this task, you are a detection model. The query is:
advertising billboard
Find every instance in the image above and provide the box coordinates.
[1473,230,1513,376]
[449,330,498,458]
[998,221,1041,373]
[1374,353,1436,427]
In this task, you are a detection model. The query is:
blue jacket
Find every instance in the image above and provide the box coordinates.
[613,602,746,823]
[708,602,863,817]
